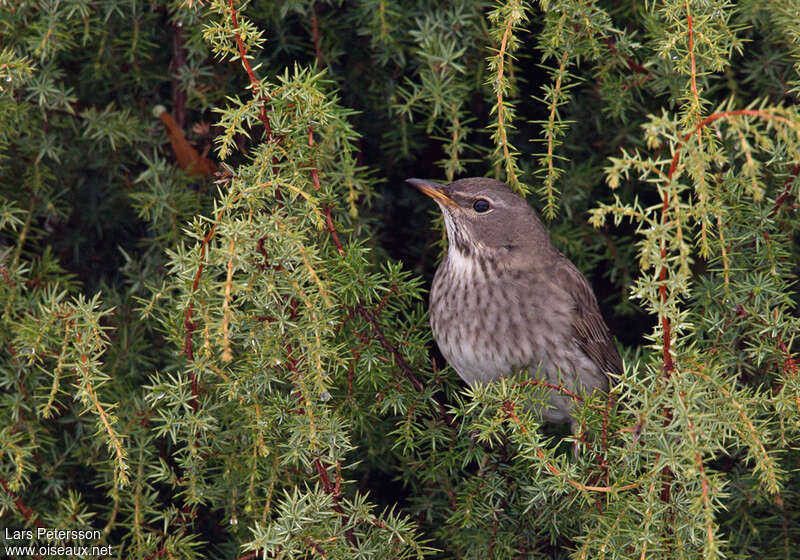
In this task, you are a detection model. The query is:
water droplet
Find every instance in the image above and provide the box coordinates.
[275,359,281,365]
[154,392,166,401]
[319,391,331,402]
[230,518,238,526]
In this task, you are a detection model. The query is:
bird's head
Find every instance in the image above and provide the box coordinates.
[407,177,551,260]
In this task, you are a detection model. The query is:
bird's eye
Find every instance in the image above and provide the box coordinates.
[473,199,491,213]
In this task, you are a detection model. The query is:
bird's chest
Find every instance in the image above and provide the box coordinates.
[430,250,562,385]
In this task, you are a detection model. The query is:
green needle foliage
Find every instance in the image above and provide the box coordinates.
[1,1,799,559]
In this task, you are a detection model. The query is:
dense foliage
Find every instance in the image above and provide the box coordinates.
[1,1,799,558]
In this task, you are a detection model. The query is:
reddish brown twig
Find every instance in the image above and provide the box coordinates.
[355,304,455,426]
[776,336,798,378]
[501,402,641,493]
[0,477,47,528]
[657,191,675,375]
[170,22,187,131]
[734,304,798,378]
[310,5,324,65]
[307,128,345,256]
[600,36,650,77]
[769,164,800,218]
[0,265,12,286]
[601,392,614,455]
[668,109,793,179]
[282,346,357,547]
[514,378,585,403]
[228,0,272,138]
[313,458,357,546]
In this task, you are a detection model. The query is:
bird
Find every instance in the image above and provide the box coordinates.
[407,177,621,429]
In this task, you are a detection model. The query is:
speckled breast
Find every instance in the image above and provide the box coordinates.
[429,248,596,423]
[429,249,515,386]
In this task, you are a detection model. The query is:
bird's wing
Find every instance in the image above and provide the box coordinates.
[551,259,622,381]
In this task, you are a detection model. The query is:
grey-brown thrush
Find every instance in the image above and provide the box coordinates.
[408,177,621,426]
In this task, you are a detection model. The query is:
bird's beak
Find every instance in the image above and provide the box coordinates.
[405,178,458,207]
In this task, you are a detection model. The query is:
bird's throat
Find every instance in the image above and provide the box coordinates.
[445,246,491,282]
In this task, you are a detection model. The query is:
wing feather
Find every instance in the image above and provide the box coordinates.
[552,259,622,381]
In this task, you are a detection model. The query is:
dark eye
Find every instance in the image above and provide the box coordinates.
[473,199,491,213]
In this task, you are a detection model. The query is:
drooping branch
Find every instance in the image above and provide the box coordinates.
[659,108,799,375]
[686,4,702,144]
